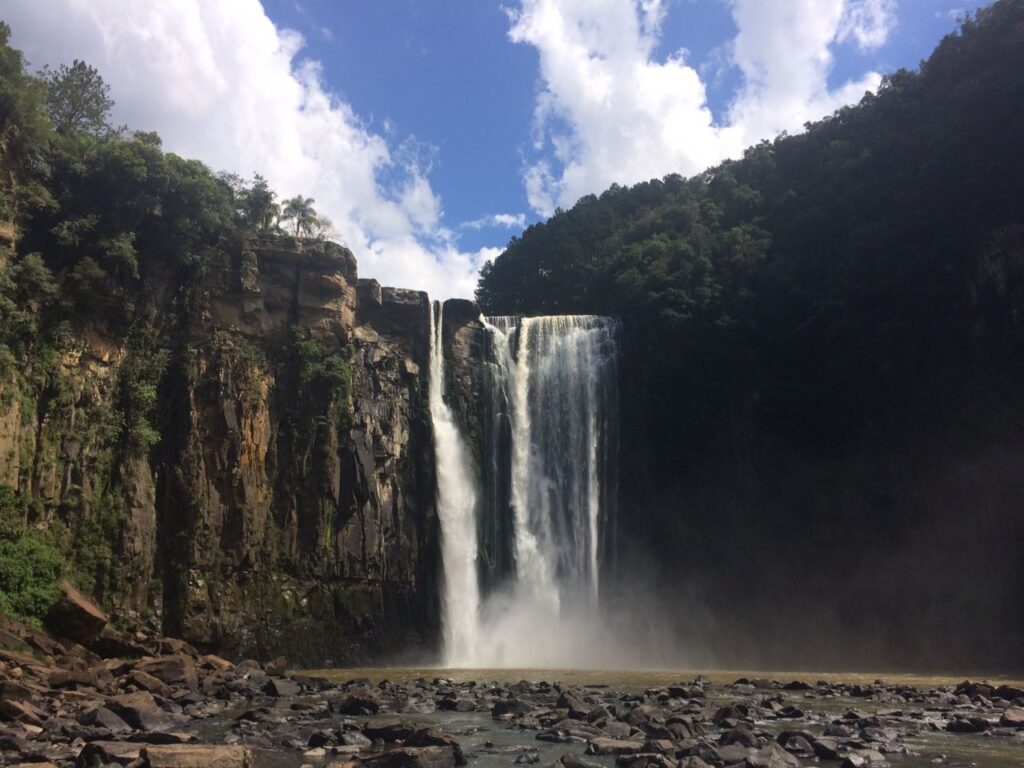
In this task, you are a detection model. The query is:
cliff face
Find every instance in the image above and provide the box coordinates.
[614,319,1024,673]
[1,238,441,665]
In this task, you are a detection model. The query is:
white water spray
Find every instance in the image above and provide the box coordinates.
[429,305,621,667]
[427,301,481,665]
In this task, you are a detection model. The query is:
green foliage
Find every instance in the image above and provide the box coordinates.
[0,484,63,624]
[211,329,269,409]
[0,22,51,221]
[281,195,330,239]
[236,174,280,233]
[297,336,353,434]
[62,490,124,599]
[476,1,1024,450]
[40,59,114,137]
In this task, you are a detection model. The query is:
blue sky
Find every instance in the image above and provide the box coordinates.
[260,0,965,253]
[4,0,972,297]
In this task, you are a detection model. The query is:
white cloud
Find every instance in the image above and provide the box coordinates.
[838,0,897,50]
[461,213,529,231]
[509,0,895,215]
[3,0,486,299]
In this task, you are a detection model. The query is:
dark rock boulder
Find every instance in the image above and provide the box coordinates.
[262,678,301,697]
[999,707,1024,727]
[143,744,255,768]
[360,746,457,768]
[44,582,108,645]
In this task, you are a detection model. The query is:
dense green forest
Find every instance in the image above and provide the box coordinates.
[477,0,1024,454]
[0,22,339,623]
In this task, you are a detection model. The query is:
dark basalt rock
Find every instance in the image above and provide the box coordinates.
[44,583,108,646]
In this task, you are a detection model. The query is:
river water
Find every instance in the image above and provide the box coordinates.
[297,668,1024,768]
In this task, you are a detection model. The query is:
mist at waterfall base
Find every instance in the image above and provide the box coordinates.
[428,306,695,670]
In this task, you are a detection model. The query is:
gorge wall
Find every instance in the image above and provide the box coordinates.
[1,237,444,665]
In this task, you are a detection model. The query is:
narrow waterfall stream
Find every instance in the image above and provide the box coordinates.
[429,306,620,667]
[427,302,481,666]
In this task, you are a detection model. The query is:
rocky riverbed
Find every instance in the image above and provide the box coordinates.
[2,590,1023,768]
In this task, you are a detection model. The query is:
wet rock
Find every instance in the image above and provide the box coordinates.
[106,691,177,731]
[135,656,198,689]
[89,626,150,659]
[143,744,255,768]
[557,693,590,720]
[47,668,99,690]
[999,708,1024,727]
[603,721,634,739]
[364,719,417,742]
[994,685,1024,701]
[552,754,605,768]
[840,748,887,767]
[748,743,800,768]
[45,582,108,646]
[77,740,148,767]
[945,716,990,733]
[586,738,646,756]
[407,727,466,766]
[0,697,48,727]
[493,699,534,718]
[811,737,840,760]
[360,746,457,768]
[711,742,751,765]
[332,693,381,715]
[262,678,300,697]
[77,706,133,734]
[129,670,173,697]
[721,728,761,749]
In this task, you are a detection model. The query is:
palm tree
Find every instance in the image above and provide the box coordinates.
[281,195,318,238]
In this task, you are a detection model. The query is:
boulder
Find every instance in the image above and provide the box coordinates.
[201,655,235,673]
[553,755,605,768]
[106,691,176,731]
[262,677,300,697]
[143,744,255,768]
[89,625,149,658]
[0,698,47,727]
[332,693,381,715]
[264,656,288,676]
[1000,707,1024,727]
[135,655,199,689]
[130,669,174,697]
[946,716,990,733]
[44,582,108,645]
[994,685,1024,701]
[47,669,99,689]
[493,699,534,717]
[360,747,456,768]
[76,740,147,767]
[77,706,132,734]
[365,719,417,742]
[585,738,645,756]
[748,743,800,768]
[407,727,467,766]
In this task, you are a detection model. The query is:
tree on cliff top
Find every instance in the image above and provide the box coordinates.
[41,59,114,137]
[0,22,50,221]
[281,194,320,238]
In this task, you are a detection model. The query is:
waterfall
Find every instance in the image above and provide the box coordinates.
[476,314,620,667]
[428,301,481,666]
[429,304,620,668]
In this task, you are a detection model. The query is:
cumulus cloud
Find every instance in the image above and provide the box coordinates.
[3,0,486,299]
[509,0,896,215]
[461,213,529,231]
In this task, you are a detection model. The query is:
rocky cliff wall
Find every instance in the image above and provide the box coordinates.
[0,237,442,665]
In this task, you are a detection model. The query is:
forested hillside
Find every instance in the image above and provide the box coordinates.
[478,0,1024,449]
[477,1,1024,670]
